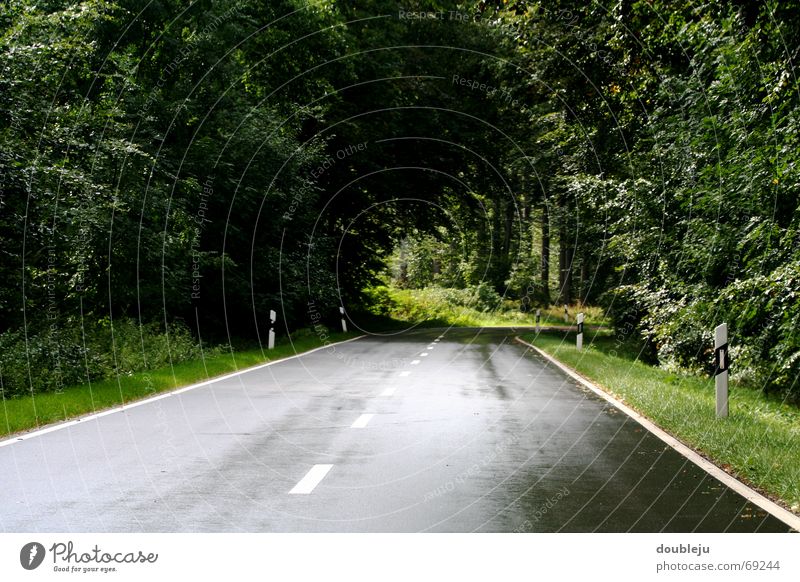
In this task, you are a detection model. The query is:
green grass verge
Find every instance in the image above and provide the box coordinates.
[0,331,357,439]
[380,286,609,328]
[522,330,800,513]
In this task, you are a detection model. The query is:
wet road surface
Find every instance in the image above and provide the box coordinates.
[0,328,792,532]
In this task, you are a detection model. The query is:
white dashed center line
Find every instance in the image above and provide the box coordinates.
[380,386,396,396]
[351,413,375,428]
[289,464,333,494]
[420,353,428,357]
[399,370,411,377]
[410,359,421,365]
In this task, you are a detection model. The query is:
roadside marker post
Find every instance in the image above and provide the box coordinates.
[714,323,729,418]
[576,312,584,351]
[268,309,276,350]
[535,308,541,333]
[340,306,347,333]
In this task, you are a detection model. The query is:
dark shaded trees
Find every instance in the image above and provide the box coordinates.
[2,0,800,400]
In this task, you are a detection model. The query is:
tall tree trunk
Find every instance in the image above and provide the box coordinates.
[503,198,513,259]
[558,214,572,305]
[489,198,504,288]
[540,203,550,304]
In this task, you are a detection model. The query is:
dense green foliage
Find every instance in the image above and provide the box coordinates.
[0,319,208,395]
[1,1,799,401]
[366,285,607,328]
[487,0,800,400]
[1,0,348,395]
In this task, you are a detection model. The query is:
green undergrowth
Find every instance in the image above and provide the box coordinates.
[365,284,609,328]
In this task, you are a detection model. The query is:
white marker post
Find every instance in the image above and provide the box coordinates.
[563,304,569,323]
[535,308,541,333]
[714,323,729,418]
[268,309,276,350]
[576,312,584,351]
[340,306,347,333]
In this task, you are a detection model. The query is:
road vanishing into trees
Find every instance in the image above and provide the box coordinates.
[0,329,790,532]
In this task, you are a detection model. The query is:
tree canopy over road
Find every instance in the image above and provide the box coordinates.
[1,0,799,401]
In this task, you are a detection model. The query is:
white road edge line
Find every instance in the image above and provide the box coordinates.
[350,413,375,428]
[514,336,800,532]
[0,335,367,448]
[289,464,333,494]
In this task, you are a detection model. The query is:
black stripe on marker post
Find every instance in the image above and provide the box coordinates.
[714,343,729,375]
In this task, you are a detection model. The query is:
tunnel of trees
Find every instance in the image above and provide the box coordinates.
[1,0,799,400]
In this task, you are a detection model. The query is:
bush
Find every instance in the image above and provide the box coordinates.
[0,319,205,397]
[102,319,204,376]
[362,282,507,326]
[608,260,800,401]
[719,262,800,400]
[290,326,328,342]
[0,326,103,397]
[466,282,503,311]
[646,299,714,375]
[363,285,397,316]
[409,284,502,312]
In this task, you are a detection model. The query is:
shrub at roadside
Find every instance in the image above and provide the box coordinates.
[0,319,211,398]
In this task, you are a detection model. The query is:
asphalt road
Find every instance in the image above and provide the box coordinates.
[0,328,791,532]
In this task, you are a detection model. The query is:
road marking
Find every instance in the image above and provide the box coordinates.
[399,371,411,377]
[427,345,434,350]
[514,336,800,532]
[289,464,333,494]
[410,359,421,365]
[350,413,375,428]
[433,339,440,343]
[380,387,396,396]
[0,335,368,448]
[420,353,428,357]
